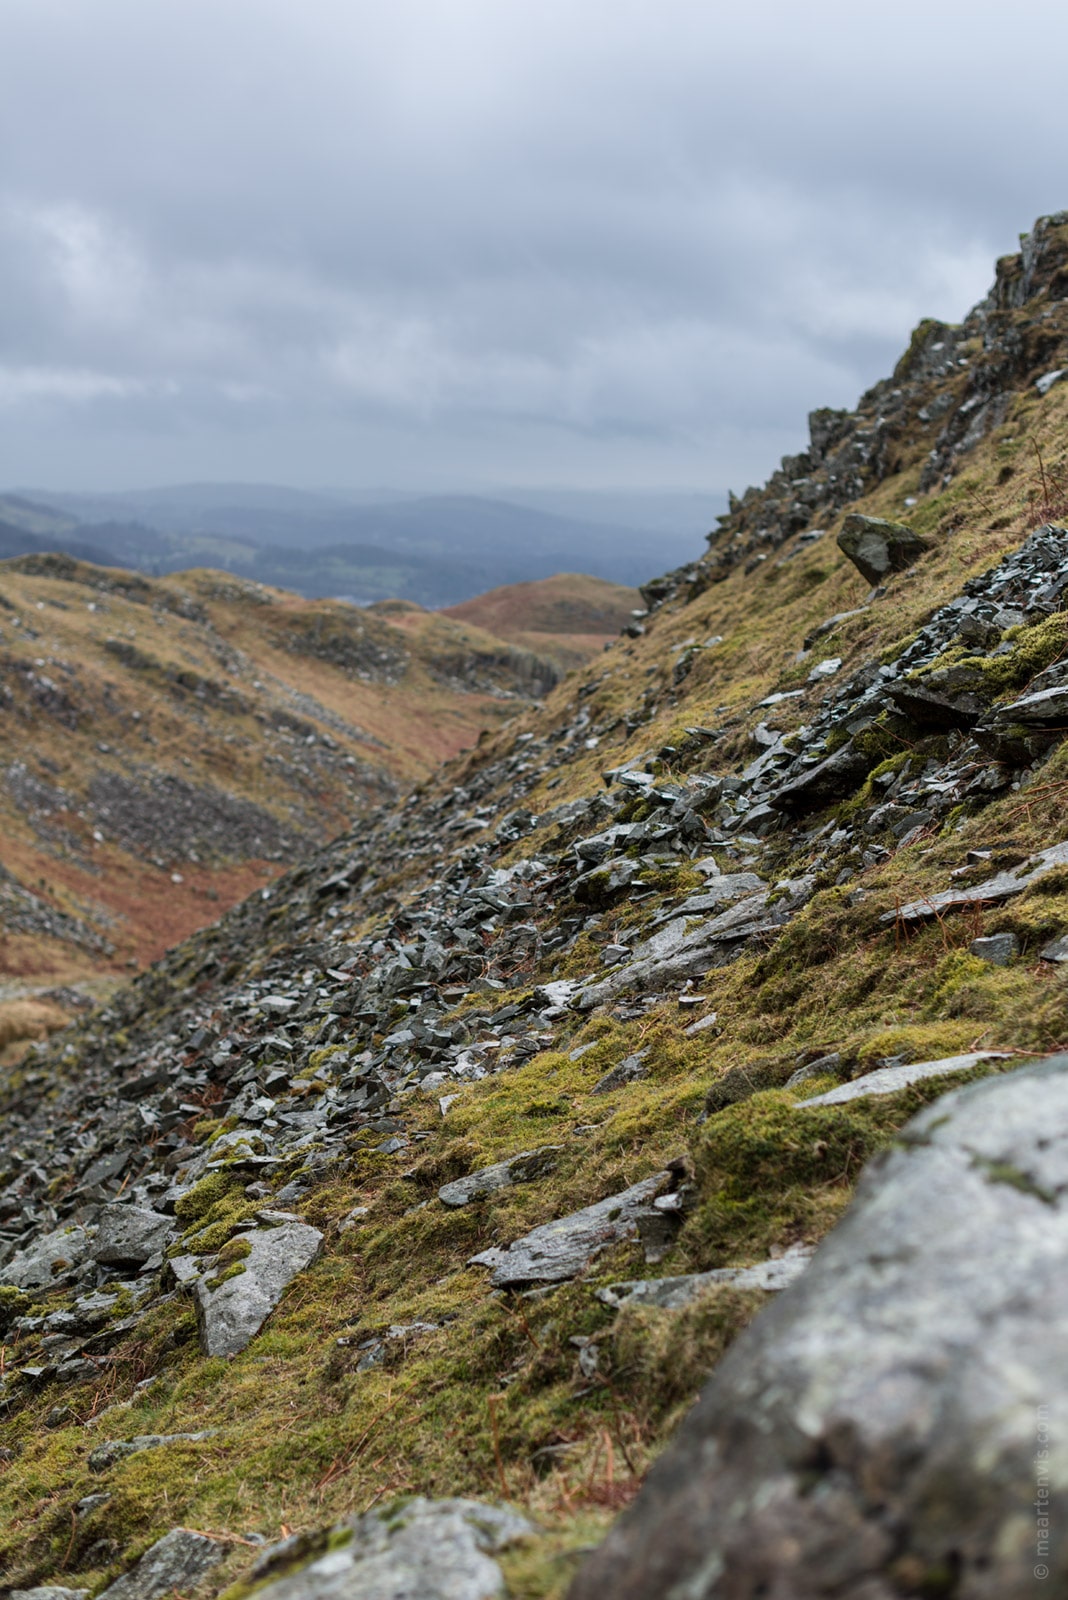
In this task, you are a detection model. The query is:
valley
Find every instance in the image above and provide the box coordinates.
[0,561,632,1052]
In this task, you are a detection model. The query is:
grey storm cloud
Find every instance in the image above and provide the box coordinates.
[1,0,1067,491]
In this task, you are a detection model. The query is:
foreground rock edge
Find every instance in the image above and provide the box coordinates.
[569,1055,1068,1599]
[248,1497,536,1600]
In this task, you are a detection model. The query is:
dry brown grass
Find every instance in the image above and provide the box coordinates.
[0,997,70,1053]
[444,573,639,641]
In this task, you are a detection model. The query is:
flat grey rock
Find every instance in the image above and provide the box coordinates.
[95,1204,175,1267]
[771,741,872,810]
[630,917,693,963]
[193,1219,324,1357]
[647,873,766,927]
[1041,933,1068,962]
[807,655,841,681]
[803,607,868,646]
[596,1244,814,1310]
[969,931,1020,965]
[165,1253,203,1286]
[795,1051,1010,1106]
[97,1529,225,1600]
[785,1051,842,1089]
[438,1147,563,1206]
[885,839,1068,922]
[88,1432,216,1474]
[570,1057,1068,1599]
[989,684,1068,725]
[469,1172,668,1287]
[0,1225,91,1289]
[251,1497,534,1600]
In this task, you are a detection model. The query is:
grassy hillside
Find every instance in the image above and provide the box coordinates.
[1,215,1067,1599]
[0,559,587,1040]
[443,573,641,673]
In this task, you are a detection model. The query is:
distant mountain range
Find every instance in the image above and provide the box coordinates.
[0,483,721,607]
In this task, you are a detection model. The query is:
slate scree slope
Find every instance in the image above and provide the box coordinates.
[3,215,1068,1598]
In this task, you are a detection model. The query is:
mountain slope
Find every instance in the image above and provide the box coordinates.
[0,558,576,1022]
[1,214,1068,1597]
[443,572,641,672]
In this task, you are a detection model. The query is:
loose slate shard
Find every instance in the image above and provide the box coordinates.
[251,1497,535,1600]
[836,512,931,586]
[437,1146,563,1206]
[192,1219,324,1357]
[884,839,1068,923]
[987,683,1068,726]
[591,1052,650,1095]
[595,1243,815,1310]
[769,742,872,811]
[568,1057,1068,1600]
[884,676,986,729]
[969,931,1020,966]
[97,1530,225,1600]
[794,1050,1012,1106]
[646,873,766,927]
[469,1172,669,1287]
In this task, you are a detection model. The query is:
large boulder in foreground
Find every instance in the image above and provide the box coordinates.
[837,513,930,585]
[569,1057,1068,1599]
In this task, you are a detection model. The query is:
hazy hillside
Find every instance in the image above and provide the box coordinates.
[0,493,81,539]
[8,487,710,607]
[2,215,1068,1598]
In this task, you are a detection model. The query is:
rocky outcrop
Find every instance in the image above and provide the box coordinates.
[595,1242,814,1309]
[793,1049,1012,1106]
[87,1432,216,1474]
[1,1225,92,1290]
[647,210,1068,600]
[570,1057,1068,1599]
[10,1589,89,1600]
[94,1205,174,1269]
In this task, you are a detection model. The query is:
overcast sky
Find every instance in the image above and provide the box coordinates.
[1,0,1066,497]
